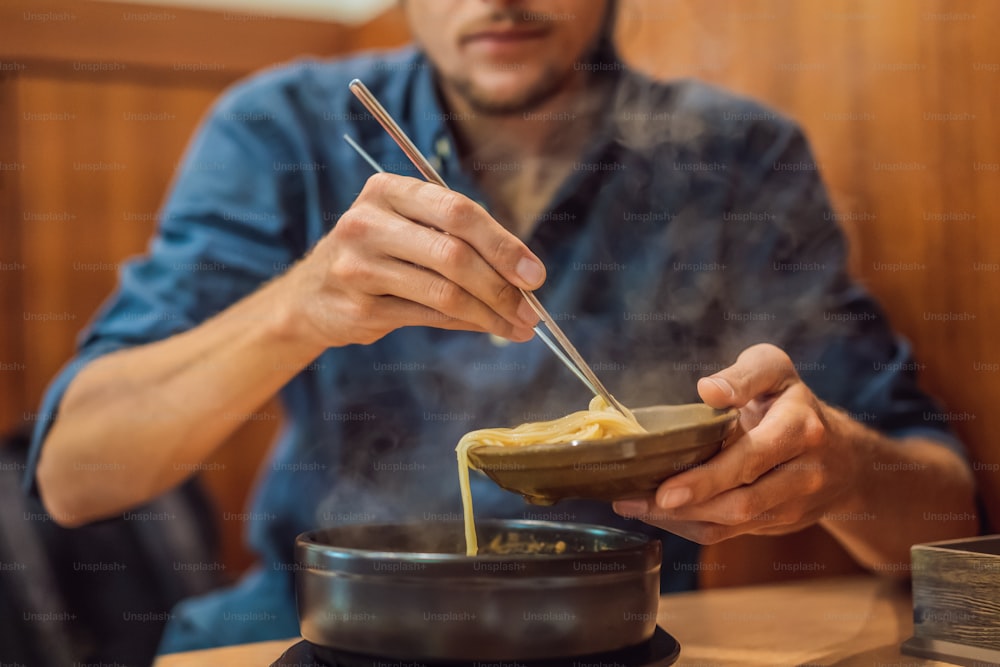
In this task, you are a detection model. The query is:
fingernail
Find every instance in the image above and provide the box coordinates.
[517,299,539,327]
[613,499,649,516]
[708,377,735,399]
[657,487,691,509]
[516,257,545,288]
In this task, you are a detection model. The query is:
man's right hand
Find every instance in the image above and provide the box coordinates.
[281,173,546,348]
[37,174,547,526]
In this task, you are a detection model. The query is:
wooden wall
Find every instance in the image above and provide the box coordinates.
[0,0,407,574]
[2,0,997,585]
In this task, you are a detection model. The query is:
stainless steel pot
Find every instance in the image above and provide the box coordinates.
[295,520,662,661]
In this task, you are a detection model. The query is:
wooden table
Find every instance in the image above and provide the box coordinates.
[154,575,952,666]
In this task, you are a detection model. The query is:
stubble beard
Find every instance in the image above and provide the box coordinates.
[444,63,578,116]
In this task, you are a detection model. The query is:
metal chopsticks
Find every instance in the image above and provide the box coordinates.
[346,79,629,417]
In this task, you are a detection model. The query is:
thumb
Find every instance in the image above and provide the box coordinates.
[697,343,799,409]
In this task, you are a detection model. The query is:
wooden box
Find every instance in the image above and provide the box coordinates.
[902,535,1000,666]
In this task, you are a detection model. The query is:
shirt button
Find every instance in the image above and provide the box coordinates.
[489,334,511,347]
[428,156,442,171]
[435,138,452,159]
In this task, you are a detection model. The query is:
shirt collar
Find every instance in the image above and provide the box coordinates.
[407,49,453,176]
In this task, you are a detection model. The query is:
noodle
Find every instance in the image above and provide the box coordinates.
[456,396,646,556]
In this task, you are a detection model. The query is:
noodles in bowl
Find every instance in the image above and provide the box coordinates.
[456,396,647,555]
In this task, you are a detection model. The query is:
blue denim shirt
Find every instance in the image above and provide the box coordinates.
[26,47,960,652]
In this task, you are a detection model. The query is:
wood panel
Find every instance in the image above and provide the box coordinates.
[0,0,350,75]
[0,0,410,574]
[614,0,1000,585]
[0,71,25,433]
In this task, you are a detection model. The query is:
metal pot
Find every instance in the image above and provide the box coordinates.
[295,519,661,661]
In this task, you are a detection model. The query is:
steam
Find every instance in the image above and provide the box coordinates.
[306,41,851,543]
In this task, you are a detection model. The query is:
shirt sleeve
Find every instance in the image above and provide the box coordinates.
[23,74,304,496]
[717,114,965,455]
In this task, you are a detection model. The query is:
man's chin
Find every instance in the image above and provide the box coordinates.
[448,71,570,117]
[460,93,541,116]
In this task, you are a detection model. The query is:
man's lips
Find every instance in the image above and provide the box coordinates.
[461,25,551,46]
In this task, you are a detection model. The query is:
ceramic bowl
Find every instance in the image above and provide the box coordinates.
[467,404,740,505]
[295,520,662,661]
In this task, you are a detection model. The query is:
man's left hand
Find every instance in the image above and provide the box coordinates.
[612,343,859,544]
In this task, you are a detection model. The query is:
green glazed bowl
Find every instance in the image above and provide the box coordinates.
[467,404,740,505]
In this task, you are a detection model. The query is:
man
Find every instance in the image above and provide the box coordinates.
[28,0,975,653]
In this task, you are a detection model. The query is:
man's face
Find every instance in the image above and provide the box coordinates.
[402,0,610,115]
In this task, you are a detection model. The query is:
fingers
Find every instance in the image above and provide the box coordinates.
[612,466,826,544]
[612,496,744,545]
[652,386,822,510]
[330,293,493,346]
[365,173,546,290]
[347,174,545,340]
[655,460,823,527]
[354,254,535,341]
[369,215,537,333]
[367,295,492,335]
[697,343,799,409]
